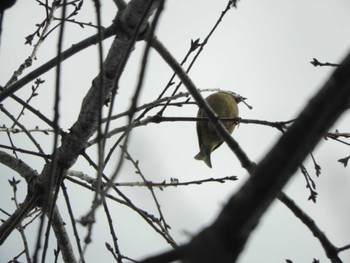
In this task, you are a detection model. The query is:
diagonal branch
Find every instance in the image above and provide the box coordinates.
[278,192,341,261]
[0,150,39,182]
[0,0,161,258]
[141,43,350,262]
[151,37,254,172]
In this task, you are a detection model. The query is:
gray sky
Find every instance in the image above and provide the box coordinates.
[1,0,350,262]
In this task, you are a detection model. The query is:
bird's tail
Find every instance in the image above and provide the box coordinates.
[194,151,212,168]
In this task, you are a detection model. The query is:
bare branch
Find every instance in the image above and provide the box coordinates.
[0,0,161,249]
[0,150,38,182]
[142,43,350,263]
[310,58,339,67]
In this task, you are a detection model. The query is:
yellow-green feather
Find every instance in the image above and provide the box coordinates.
[194,91,239,168]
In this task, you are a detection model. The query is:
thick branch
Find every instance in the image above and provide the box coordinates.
[142,39,350,262]
[0,0,161,255]
[56,0,160,169]
[0,150,38,182]
[183,48,350,262]
[49,206,77,263]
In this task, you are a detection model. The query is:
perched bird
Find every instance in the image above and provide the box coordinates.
[194,91,241,168]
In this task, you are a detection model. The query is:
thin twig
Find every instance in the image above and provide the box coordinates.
[123,147,174,238]
[310,58,339,67]
[0,105,49,162]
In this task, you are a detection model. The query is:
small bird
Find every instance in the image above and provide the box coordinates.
[194,91,241,168]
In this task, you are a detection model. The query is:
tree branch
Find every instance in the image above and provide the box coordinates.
[141,46,350,262]
[0,150,38,182]
[0,0,161,254]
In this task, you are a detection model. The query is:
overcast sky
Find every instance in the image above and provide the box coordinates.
[1,1,350,262]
